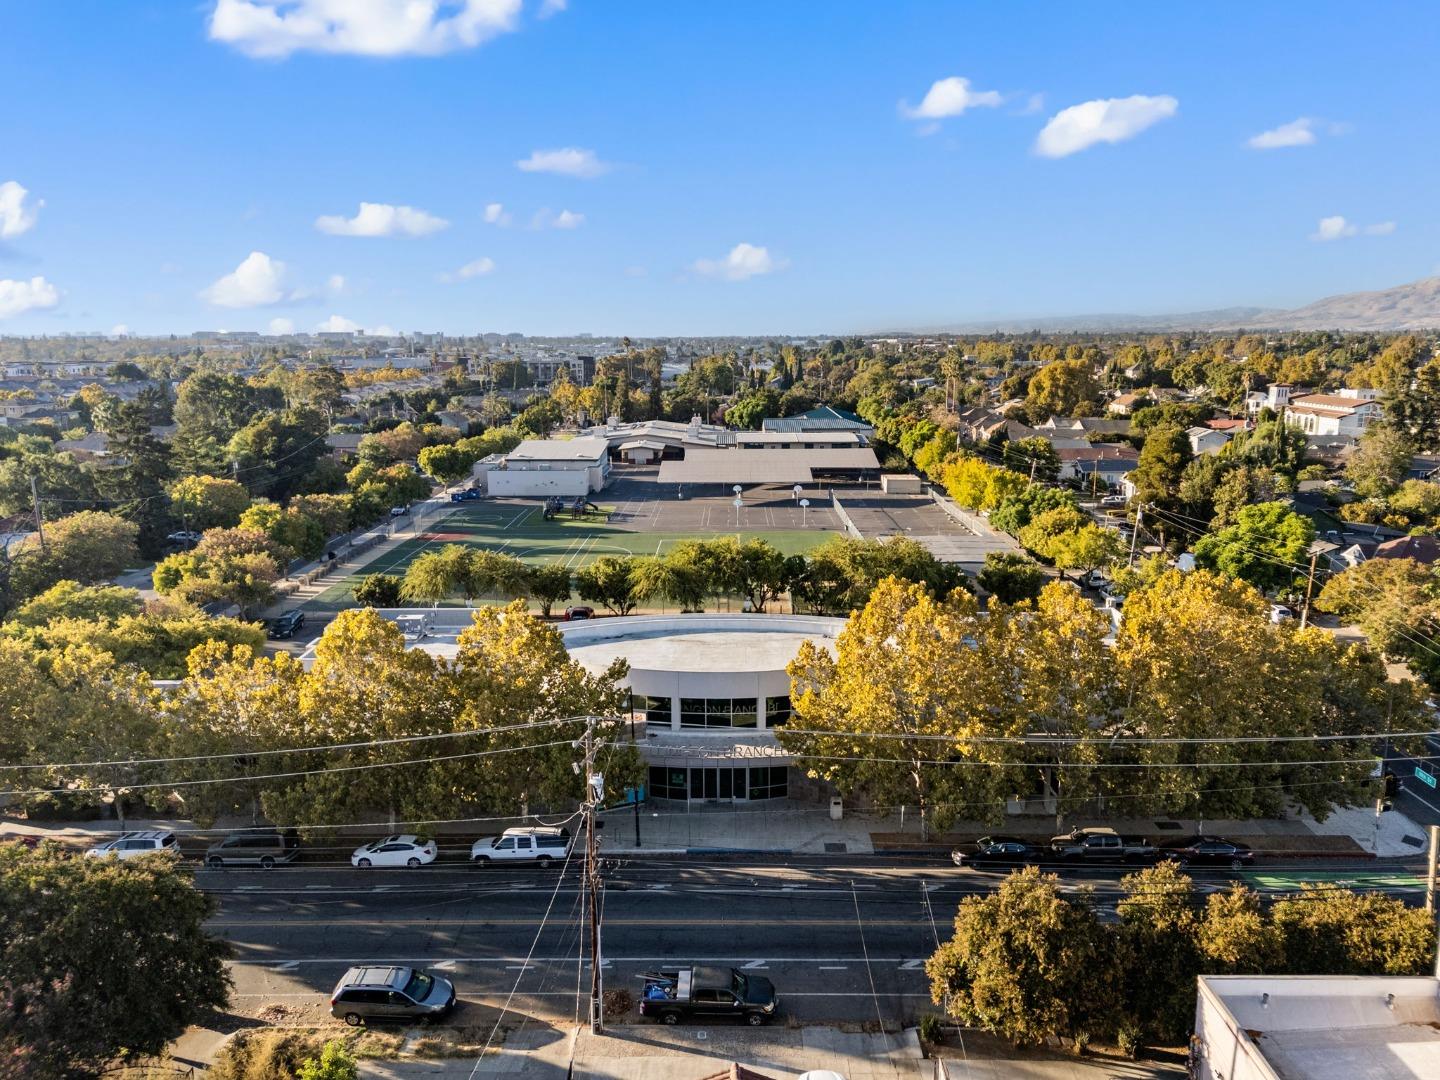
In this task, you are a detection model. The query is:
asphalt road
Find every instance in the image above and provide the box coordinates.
[203,853,1429,1028]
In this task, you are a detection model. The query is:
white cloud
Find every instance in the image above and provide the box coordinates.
[483,202,512,226]
[516,147,611,178]
[1248,117,1318,149]
[316,202,449,237]
[201,251,301,308]
[208,0,524,59]
[110,324,130,337]
[438,257,496,283]
[0,276,60,320]
[0,181,43,239]
[1313,216,1355,241]
[315,314,394,336]
[1035,94,1178,158]
[1311,216,1397,241]
[538,0,566,17]
[692,243,785,282]
[530,208,585,229]
[899,76,1002,120]
[327,273,346,294]
[1018,92,1046,116]
[267,317,295,334]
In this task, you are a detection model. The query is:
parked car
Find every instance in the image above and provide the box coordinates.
[639,965,779,1026]
[1269,604,1294,623]
[470,826,571,867]
[166,530,203,546]
[951,836,1048,870]
[330,965,456,1027]
[351,835,438,869]
[389,505,410,517]
[449,489,481,502]
[1100,495,1128,508]
[1157,835,1255,869]
[267,609,306,640]
[1050,826,1156,864]
[84,830,179,861]
[204,828,301,869]
[564,606,594,621]
[1082,570,1109,589]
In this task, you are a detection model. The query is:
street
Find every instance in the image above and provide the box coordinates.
[204,853,1429,1028]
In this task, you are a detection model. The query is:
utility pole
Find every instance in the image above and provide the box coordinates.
[1426,824,1438,915]
[1299,547,1321,630]
[1128,505,1143,569]
[581,717,604,1033]
[29,474,46,553]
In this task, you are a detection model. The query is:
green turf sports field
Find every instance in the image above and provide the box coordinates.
[306,499,834,610]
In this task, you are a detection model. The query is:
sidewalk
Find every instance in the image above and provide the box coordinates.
[3,802,1429,861]
[358,1025,928,1080]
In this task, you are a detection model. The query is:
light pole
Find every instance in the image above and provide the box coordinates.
[800,498,810,526]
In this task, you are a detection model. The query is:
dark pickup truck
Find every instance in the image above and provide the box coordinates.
[1050,826,1157,864]
[638,966,779,1026]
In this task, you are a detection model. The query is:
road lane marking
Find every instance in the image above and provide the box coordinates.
[897,959,925,970]
[740,961,768,970]
[819,966,848,971]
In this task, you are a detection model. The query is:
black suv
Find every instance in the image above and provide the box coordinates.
[267,610,306,640]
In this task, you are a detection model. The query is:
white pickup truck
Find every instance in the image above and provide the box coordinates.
[470,826,572,867]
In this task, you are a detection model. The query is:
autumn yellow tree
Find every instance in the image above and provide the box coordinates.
[779,578,1017,835]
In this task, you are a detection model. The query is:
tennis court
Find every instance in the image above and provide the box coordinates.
[306,474,844,611]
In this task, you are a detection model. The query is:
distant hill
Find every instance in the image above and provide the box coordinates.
[919,276,1440,334]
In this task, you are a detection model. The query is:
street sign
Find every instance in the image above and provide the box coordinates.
[1415,765,1437,789]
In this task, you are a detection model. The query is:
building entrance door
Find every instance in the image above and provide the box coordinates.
[688,767,748,803]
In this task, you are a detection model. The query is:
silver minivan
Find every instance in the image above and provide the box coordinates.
[330,966,456,1026]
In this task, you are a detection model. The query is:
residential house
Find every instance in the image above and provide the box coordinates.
[1107,392,1147,416]
[760,406,874,442]
[1374,534,1440,565]
[324,433,365,459]
[1407,454,1440,482]
[1036,416,1133,439]
[1059,444,1139,489]
[433,410,477,435]
[1187,426,1232,456]
[1284,388,1381,437]
[1245,382,1292,416]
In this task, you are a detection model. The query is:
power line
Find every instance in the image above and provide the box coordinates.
[0,714,605,772]
[0,738,576,798]
[778,727,1436,747]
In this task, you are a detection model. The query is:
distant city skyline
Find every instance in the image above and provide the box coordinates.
[0,2,1436,336]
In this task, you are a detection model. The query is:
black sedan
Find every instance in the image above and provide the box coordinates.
[951,836,1049,870]
[1157,836,1254,869]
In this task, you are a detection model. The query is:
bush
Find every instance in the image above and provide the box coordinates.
[918,1012,945,1044]
[210,1031,330,1080]
[353,573,404,607]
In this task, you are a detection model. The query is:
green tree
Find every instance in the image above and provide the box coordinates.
[989,485,1078,537]
[1198,885,1283,974]
[1127,424,1193,515]
[400,546,464,605]
[976,552,1045,604]
[525,563,574,618]
[168,474,252,530]
[1115,862,1201,1043]
[1316,557,1440,668]
[1345,424,1414,498]
[926,866,1118,1048]
[1016,506,1090,564]
[153,527,288,618]
[575,555,644,616]
[227,407,328,500]
[724,388,781,430]
[794,535,964,616]
[1387,357,1440,451]
[1025,360,1101,419]
[9,511,140,603]
[1271,886,1436,975]
[1049,523,1125,578]
[8,580,142,627]
[631,553,708,612]
[0,844,231,1078]
[353,573,404,607]
[1192,501,1314,592]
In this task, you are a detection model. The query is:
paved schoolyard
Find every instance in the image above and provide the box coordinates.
[305,470,844,612]
[830,489,1020,573]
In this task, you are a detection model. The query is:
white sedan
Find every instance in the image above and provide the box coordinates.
[350,835,438,869]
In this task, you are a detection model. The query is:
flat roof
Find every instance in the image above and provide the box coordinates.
[734,431,861,445]
[561,616,842,676]
[658,447,879,485]
[506,436,611,462]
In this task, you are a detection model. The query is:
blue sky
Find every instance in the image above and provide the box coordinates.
[1,1,1437,337]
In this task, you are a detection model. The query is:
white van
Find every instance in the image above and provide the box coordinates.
[470,826,572,867]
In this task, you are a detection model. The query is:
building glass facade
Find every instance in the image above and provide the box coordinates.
[647,764,789,802]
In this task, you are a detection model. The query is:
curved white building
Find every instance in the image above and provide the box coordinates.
[560,613,845,803]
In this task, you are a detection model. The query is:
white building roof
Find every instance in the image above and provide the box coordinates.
[505,436,610,463]
[658,447,879,485]
[1196,974,1440,1080]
